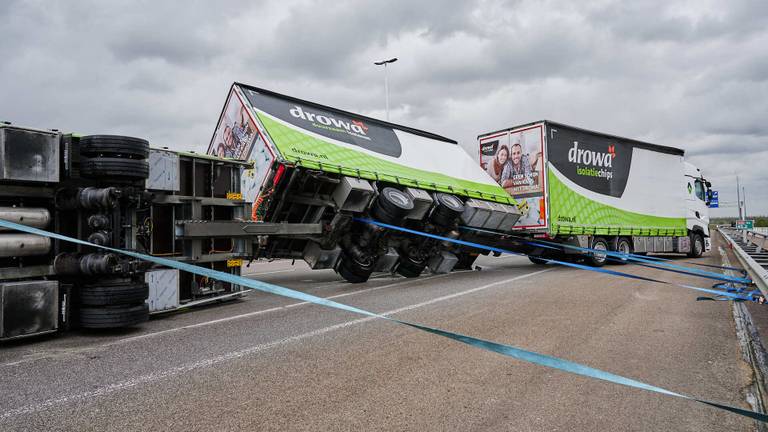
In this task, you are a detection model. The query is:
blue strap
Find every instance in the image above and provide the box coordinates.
[459,226,751,284]
[711,282,756,294]
[359,218,762,303]
[524,237,750,284]
[470,226,747,273]
[1,217,766,423]
[637,254,746,274]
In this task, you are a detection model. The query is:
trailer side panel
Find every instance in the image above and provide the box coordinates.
[544,123,687,236]
[237,85,515,205]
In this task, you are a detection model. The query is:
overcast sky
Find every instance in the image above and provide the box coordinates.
[1,0,766,216]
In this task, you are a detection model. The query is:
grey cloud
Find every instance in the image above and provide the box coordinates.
[591,0,768,43]
[1,0,767,214]
[246,0,480,79]
[107,35,219,66]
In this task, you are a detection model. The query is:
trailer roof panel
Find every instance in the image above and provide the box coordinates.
[478,120,685,156]
[232,82,516,205]
[235,83,457,145]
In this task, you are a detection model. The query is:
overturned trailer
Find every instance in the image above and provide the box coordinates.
[0,83,522,341]
[204,83,522,283]
[0,123,251,341]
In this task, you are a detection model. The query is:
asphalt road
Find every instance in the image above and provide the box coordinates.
[0,235,758,431]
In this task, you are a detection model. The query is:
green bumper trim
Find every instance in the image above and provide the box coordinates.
[548,169,687,236]
[257,112,516,205]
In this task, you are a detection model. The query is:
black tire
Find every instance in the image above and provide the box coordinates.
[81,157,149,180]
[688,233,704,258]
[80,135,149,159]
[431,193,465,227]
[79,303,149,329]
[372,187,414,224]
[587,237,609,267]
[612,237,632,265]
[454,252,479,270]
[528,256,548,265]
[79,279,149,306]
[337,254,374,283]
[396,255,426,278]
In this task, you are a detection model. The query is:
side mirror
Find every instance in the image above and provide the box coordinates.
[705,180,712,188]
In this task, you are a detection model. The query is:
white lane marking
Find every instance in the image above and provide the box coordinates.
[0,268,550,421]
[241,268,296,276]
[109,273,453,344]
[0,273,454,368]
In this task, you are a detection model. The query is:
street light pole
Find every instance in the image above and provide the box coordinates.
[374,58,398,121]
[743,186,747,219]
[736,175,743,219]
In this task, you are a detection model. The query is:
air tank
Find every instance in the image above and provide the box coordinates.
[0,207,50,231]
[0,234,51,257]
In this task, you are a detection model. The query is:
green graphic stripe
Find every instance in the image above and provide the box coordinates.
[548,169,687,236]
[257,112,515,205]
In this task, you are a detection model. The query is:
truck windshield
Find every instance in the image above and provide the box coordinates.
[694,179,706,201]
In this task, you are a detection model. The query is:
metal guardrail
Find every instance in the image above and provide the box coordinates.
[719,227,768,297]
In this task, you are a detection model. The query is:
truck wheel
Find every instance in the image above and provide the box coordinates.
[454,252,479,270]
[587,237,609,267]
[81,157,149,180]
[612,238,632,265]
[396,255,426,278]
[528,256,548,265]
[688,233,704,258]
[372,187,414,224]
[79,279,149,306]
[431,193,465,227]
[337,254,374,283]
[79,303,149,329]
[80,135,149,159]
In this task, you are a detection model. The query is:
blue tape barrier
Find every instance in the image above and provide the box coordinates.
[709,282,763,301]
[1,217,766,423]
[460,226,751,284]
[524,238,750,284]
[359,218,763,303]
[460,225,746,274]
[635,253,746,274]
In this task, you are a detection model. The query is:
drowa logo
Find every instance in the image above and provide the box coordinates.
[290,105,370,141]
[245,89,403,157]
[567,141,615,180]
[548,125,631,198]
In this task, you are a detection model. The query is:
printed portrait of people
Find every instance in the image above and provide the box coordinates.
[501,135,542,192]
[231,106,254,159]
[215,142,227,158]
[221,125,237,158]
[210,103,257,160]
[486,144,509,183]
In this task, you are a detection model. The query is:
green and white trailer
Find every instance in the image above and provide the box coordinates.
[478,121,713,265]
[207,83,522,282]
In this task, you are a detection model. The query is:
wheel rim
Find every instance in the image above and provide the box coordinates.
[695,237,703,255]
[354,256,374,269]
[383,188,413,210]
[618,241,630,260]
[437,193,464,212]
[387,190,409,206]
[593,242,607,263]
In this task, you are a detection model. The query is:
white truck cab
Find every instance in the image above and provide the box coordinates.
[684,161,712,254]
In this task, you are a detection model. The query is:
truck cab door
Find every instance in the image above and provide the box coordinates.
[686,177,710,239]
